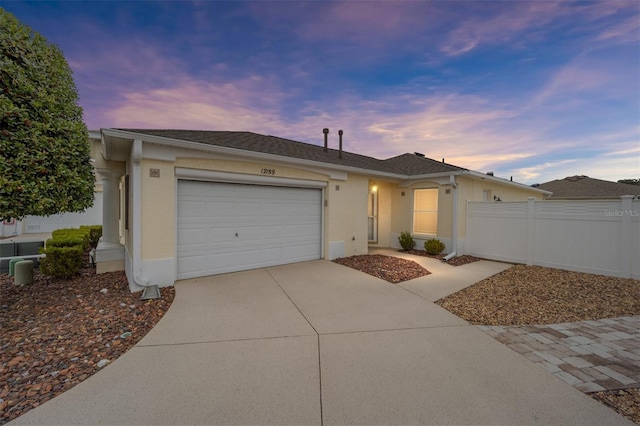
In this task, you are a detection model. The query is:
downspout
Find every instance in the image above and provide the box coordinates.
[131,139,149,288]
[443,174,458,261]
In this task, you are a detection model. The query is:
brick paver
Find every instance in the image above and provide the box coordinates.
[478,315,640,393]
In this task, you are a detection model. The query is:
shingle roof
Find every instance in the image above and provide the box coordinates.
[537,175,640,199]
[115,129,465,176]
[384,153,466,175]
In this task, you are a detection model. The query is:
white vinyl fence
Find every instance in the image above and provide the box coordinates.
[465,196,639,279]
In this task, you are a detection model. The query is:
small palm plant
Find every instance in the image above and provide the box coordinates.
[398,231,416,251]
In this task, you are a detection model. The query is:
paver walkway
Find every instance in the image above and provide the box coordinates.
[478,315,640,393]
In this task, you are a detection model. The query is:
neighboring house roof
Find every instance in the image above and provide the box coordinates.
[536,175,640,199]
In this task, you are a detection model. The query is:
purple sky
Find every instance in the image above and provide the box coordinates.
[4,1,639,184]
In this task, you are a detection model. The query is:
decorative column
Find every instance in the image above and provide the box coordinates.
[95,168,125,273]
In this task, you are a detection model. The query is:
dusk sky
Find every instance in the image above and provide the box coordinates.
[4,0,639,184]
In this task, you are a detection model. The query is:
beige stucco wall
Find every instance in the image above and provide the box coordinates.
[140,158,338,260]
[175,158,328,182]
[379,175,545,248]
[325,174,368,256]
[388,181,454,238]
[139,159,176,259]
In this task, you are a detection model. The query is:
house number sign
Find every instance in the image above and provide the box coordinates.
[261,168,276,175]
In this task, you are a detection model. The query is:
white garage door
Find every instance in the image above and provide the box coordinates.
[177,180,323,279]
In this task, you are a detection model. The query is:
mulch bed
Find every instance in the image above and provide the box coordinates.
[403,250,480,267]
[333,254,430,283]
[0,265,174,425]
[435,264,640,326]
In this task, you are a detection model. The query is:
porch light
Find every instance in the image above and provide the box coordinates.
[371,185,378,192]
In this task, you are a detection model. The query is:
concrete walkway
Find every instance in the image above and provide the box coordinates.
[9,257,633,425]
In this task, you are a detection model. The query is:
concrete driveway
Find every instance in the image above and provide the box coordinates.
[10,258,633,425]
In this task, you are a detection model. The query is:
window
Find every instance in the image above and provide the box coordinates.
[368,189,378,242]
[413,188,438,234]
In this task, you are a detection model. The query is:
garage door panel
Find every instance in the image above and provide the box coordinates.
[178,227,207,246]
[177,180,322,279]
[282,244,320,259]
[206,201,236,217]
[178,201,207,217]
[208,228,237,243]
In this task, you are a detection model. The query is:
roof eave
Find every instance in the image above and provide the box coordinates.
[101,128,407,180]
[465,170,553,195]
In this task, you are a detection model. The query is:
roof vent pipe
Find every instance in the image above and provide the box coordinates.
[442,158,445,163]
[323,128,329,152]
[338,130,343,159]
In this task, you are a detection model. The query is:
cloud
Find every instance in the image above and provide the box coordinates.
[66,1,637,186]
[439,2,566,56]
[594,14,640,45]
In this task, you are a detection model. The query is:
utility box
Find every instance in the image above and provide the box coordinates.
[17,241,44,268]
[14,260,34,286]
[0,242,16,274]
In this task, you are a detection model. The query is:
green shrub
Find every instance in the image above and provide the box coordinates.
[52,228,90,250]
[41,226,95,278]
[39,245,83,278]
[80,225,102,248]
[398,231,416,251]
[45,236,87,249]
[424,238,445,255]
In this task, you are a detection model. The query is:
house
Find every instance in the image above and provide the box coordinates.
[91,128,550,291]
[536,175,640,200]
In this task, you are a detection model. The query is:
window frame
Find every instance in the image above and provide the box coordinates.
[412,188,439,235]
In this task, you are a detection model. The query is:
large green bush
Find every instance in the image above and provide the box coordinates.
[0,9,95,221]
[398,231,416,251]
[39,245,83,279]
[424,238,445,255]
[40,226,95,278]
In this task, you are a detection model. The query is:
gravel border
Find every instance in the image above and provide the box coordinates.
[3,256,638,424]
[0,266,174,425]
[435,264,640,425]
[333,254,430,283]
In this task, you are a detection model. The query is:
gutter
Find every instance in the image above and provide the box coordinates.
[443,174,458,261]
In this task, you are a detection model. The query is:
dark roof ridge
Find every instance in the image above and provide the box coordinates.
[385,152,467,172]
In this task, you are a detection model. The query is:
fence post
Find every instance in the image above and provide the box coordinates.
[526,197,535,266]
[620,195,633,279]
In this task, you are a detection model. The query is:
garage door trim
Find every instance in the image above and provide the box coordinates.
[175,167,327,189]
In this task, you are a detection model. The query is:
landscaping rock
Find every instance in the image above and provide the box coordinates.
[0,265,174,425]
[333,254,430,283]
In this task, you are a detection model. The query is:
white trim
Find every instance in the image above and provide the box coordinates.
[175,167,328,189]
[466,170,552,195]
